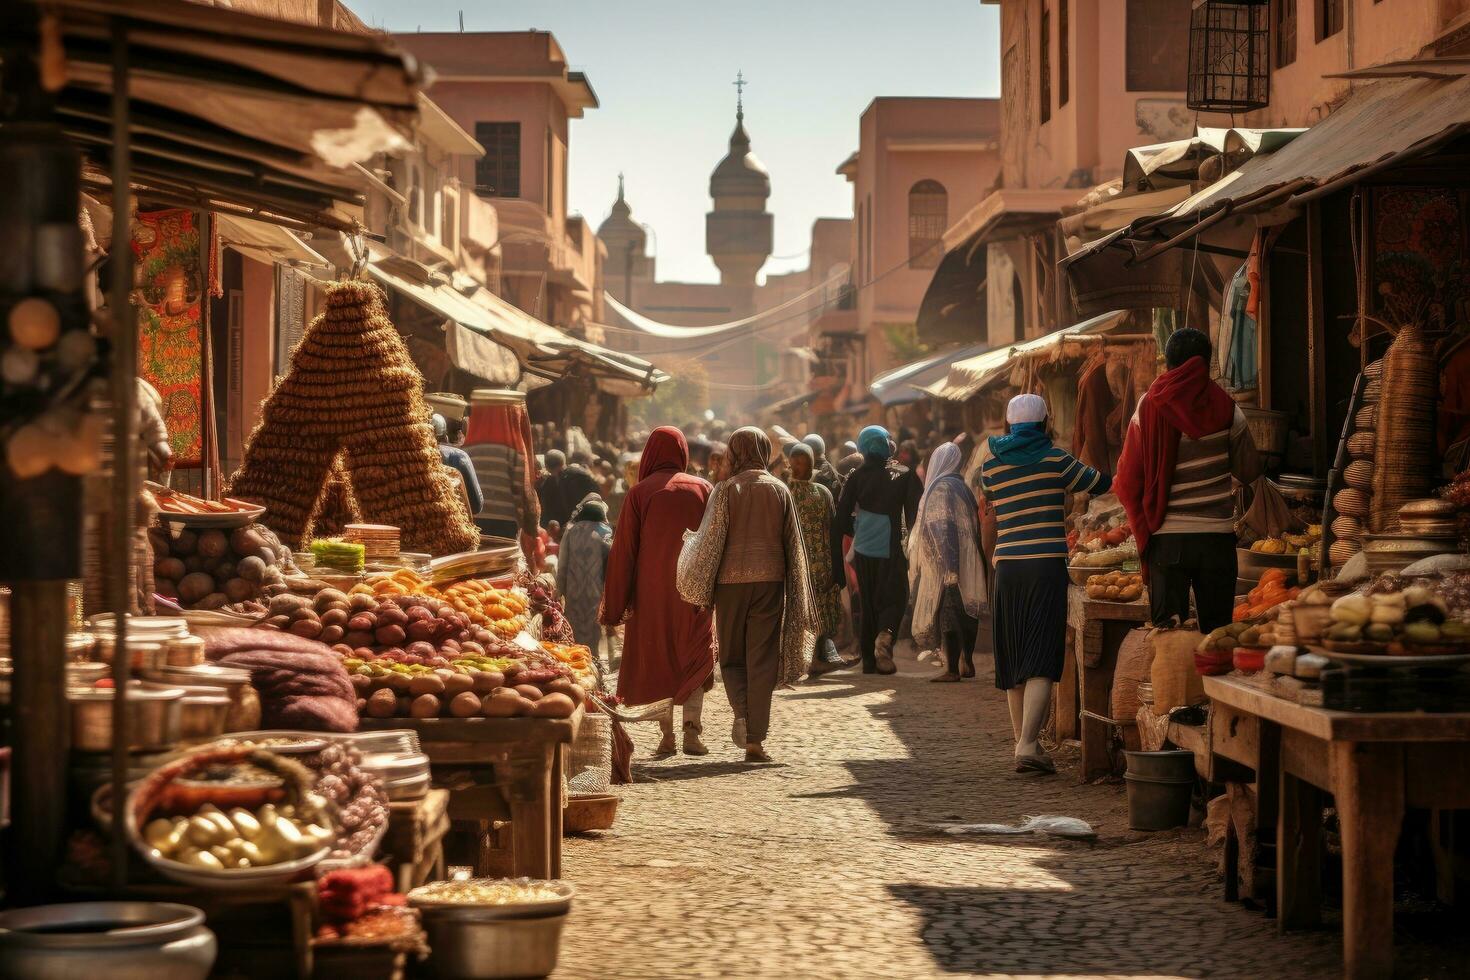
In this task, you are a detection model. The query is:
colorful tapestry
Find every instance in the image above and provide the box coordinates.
[1372,186,1469,333]
[131,209,204,465]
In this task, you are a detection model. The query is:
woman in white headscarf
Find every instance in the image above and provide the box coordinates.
[908,441,986,682]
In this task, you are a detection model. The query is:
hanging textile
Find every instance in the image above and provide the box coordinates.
[1151,308,1176,356]
[1072,352,1116,475]
[1222,261,1258,391]
[131,209,204,466]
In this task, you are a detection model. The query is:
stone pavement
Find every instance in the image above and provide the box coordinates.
[556,650,1461,979]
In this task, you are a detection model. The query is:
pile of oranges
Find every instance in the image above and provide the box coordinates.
[1232,567,1299,622]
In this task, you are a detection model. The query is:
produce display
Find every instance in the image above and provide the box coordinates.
[225,280,479,556]
[1069,540,1139,568]
[311,538,367,575]
[149,523,291,611]
[1323,585,1470,652]
[255,588,503,654]
[1232,568,1300,621]
[153,487,263,520]
[351,655,586,720]
[351,568,530,639]
[304,740,387,861]
[1083,570,1143,602]
[407,878,567,906]
[143,801,331,871]
[1244,524,1322,557]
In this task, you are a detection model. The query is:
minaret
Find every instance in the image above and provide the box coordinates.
[596,173,652,304]
[705,71,772,316]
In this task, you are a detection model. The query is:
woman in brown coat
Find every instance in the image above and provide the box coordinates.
[704,427,814,762]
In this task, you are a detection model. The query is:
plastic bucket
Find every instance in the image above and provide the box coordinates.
[1124,750,1195,831]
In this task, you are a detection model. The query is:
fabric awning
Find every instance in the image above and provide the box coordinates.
[868,342,989,408]
[757,390,815,418]
[917,188,1085,343]
[214,214,328,268]
[1065,67,1470,299]
[39,0,424,231]
[920,310,1130,402]
[366,246,666,397]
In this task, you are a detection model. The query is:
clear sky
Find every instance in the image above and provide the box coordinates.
[349,0,1001,284]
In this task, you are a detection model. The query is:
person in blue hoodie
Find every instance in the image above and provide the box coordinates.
[830,425,921,674]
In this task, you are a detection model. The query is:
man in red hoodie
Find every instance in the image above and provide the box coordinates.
[1114,328,1261,632]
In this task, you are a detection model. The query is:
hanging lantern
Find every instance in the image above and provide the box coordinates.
[1187,0,1270,113]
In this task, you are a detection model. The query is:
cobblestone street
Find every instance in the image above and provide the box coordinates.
[557,649,1465,979]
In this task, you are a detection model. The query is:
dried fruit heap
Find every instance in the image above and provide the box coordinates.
[227,281,478,555]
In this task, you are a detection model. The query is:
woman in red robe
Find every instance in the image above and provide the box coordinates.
[601,427,716,756]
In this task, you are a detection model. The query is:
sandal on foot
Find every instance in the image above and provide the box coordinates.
[929,672,962,683]
[744,745,772,763]
[1015,753,1056,775]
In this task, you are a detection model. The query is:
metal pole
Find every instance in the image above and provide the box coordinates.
[108,20,136,892]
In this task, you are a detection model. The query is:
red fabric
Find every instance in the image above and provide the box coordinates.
[638,425,689,481]
[601,428,714,706]
[1114,356,1235,560]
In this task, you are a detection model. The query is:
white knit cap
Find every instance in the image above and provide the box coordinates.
[1006,392,1048,424]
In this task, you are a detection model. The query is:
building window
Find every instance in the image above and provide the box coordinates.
[1059,0,1070,107]
[1317,0,1344,40]
[1274,0,1298,67]
[474,122,520,198]
[1039,2,1052,124]
[908,180,947,269]
[1126,0,1190,91]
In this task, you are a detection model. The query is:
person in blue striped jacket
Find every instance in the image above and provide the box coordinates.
[978,393,1111,774]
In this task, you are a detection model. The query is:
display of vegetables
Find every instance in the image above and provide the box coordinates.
[1232,568,1300,621]
[225,280,478,556]
[1084,571,1143,602]
[307,740,388,860]
[1070,540,1139,568]
[143,801,331,871]
[150,523,290,611]
[311,538,366,574]
[351,656,585,720]
[351,568,530,639]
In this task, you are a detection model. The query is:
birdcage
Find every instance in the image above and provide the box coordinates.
[1187,0,1270,113]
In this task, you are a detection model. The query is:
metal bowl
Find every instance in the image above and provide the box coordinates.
[418,910,568,980]
[69,684,184,753]
[0,901,216,980]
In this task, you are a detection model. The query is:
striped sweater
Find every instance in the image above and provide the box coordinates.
[979,444,1111,562]
[1156,404,1260,534]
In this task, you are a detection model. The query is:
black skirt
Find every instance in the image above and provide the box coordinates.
[991,557,1069,690]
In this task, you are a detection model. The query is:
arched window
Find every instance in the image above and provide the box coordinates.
[908,180,947,268]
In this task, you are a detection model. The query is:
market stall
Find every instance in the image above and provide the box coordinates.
[0,3,610,977]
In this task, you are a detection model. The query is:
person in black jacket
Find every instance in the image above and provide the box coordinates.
[831,425,922,674]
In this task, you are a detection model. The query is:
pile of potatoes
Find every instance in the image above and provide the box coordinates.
[1084,570,1144,602]
[151,524,289,611]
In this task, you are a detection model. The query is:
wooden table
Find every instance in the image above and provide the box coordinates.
[381,788,450,891]
[1066,588,1151,781]
[361,708,582,880]
[1204,675,1470,979]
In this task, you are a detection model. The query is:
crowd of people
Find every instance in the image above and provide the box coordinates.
[497,327,1257,773]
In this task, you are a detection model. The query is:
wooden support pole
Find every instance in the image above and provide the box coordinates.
[108,21,137,891]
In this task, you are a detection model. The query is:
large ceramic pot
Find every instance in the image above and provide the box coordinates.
[0,902,215,980]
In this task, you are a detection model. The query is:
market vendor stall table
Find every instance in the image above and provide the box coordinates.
[1204,674,1470,980]
[1067,587,1151,781]
[382,788,450,892]
[360,708,583,880]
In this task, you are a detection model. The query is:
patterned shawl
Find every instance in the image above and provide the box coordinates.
[678,476,815,686]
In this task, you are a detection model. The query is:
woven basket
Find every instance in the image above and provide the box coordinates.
[1331,515,1363,542]
[1329,539,1361,567]
[1365,358,1385,380]
[1344,460,1374,490]
[1242,408,1288,457]
[1346,431,1376,459]
[1334,487,1369,518]
[1371,324,1439,533]
[1354,405,1377,432]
